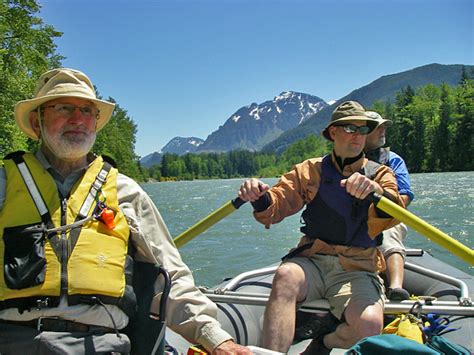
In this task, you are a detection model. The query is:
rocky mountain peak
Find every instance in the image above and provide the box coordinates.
[197,91,328,152]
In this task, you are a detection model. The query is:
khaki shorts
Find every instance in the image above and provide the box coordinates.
[378,223,408,259]
[288,254,385,320]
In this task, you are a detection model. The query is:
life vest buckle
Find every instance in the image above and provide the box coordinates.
[35,298,50,310]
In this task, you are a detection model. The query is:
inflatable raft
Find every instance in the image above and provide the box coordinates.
[166,248,473,354]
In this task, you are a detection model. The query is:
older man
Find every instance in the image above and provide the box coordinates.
[0,68,250,354]
[238,101,404,353]
[365,111,414,301]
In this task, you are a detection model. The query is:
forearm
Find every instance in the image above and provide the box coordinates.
[253,159,320,227]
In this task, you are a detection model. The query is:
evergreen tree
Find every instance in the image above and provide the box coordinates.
[94,99,141,180]
[452,79,474,170]
[0,0,63,156]
[435,84,453,171]
[391,86,415,168]
[459,65,470,85]
[415,85,440,171]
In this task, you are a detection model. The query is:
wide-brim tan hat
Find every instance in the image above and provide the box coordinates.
[365,111,393,127]
[15,68,115,140]
[322,101,378,141]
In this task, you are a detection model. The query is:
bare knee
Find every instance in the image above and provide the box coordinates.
[357,317,383,339]
[271,263,306,302]
[354,307,383,340]
[344,303,384,342]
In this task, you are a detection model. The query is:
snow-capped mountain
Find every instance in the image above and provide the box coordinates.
[196,91,328,152]
[140,137,204,167]
[161,136,204,155]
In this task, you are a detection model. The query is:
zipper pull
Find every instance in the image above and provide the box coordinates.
[61,198,67,214]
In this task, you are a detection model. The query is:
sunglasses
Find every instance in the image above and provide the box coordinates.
[334,124,371,135]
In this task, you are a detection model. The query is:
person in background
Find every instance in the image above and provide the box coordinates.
[365,111,414,301]
[238,101,404,354]
[0,68,251,355]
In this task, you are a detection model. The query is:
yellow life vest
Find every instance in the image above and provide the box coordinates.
[0,152,135,315]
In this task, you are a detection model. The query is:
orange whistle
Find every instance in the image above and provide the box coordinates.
[100,208,115,229]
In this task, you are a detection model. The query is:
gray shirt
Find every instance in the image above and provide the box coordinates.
[0,151,231,351]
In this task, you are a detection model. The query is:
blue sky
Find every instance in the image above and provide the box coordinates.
[38,0,473,157]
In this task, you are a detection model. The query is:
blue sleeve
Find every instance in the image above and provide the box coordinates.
[388,152,414,201]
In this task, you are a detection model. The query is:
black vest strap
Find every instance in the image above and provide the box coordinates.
[0,296,60,313]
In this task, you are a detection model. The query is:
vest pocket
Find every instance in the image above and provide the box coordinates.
[3,223,47,289]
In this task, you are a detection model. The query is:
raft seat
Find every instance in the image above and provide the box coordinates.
[300,299,331,313]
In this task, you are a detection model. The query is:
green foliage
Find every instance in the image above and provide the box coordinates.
[146,135,329,181]
[93,98,142,180]
[157,151,271,180]
[0,0,63,157]
[376,79,474,172]
[280,134,330,168]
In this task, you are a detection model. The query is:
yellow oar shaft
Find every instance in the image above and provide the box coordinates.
[375,195,474,265]
[174,198,246,248]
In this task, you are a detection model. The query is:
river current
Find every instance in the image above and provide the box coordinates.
[142,171,473,286]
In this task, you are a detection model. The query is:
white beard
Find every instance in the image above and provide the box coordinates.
[41,124,96,161]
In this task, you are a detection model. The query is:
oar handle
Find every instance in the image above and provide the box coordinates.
[366,192,380,204]
[368,193,474,266]
[231,197,247,209]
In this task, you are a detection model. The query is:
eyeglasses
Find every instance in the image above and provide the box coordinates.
[334,124,371,135]
[41,103,99,118]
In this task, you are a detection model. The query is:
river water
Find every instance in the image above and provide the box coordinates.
[141,171,473,286]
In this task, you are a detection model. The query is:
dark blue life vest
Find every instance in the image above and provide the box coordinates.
[300,155,381,248]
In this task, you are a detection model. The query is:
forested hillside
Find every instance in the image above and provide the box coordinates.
[379,77,473,172]
[145,78,473,181]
